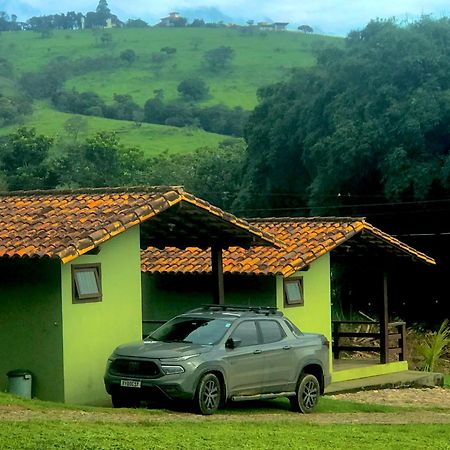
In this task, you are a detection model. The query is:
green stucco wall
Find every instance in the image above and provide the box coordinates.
[142,273,276,334]
[60,227,142,405]
[0,259,64,401]
[277,254,332,367]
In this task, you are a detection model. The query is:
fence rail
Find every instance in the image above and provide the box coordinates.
[332,320,406,363]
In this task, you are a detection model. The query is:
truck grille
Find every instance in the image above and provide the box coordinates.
[110,359,161,377]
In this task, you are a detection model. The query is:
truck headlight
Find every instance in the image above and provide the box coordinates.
[161,365,185,375]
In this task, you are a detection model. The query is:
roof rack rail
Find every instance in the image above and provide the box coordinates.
[201,304,279,315]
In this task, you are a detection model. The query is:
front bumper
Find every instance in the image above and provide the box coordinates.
[104,369,198,402]
[105,378,193,402]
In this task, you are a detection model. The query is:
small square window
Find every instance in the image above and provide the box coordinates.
[72,264,102,303]
[284,278,304,307]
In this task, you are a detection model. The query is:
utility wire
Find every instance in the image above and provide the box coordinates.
[233,197,450,213]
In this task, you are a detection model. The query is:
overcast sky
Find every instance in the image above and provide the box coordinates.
[2,0,450,35]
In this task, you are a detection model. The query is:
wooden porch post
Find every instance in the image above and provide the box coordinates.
[211,245,224,305]
[380,272,389,364]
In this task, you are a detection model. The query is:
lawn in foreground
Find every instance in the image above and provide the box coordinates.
[1,393,449,450]
[0,421,449,450]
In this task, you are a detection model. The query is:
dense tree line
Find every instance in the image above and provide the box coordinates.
[0,94,32,126]
[236,18,450,214]
[0,11,21,31]
[0,127,244,210]
[143,95,248,136]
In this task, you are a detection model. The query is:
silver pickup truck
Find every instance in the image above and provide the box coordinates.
[104,305,331,414]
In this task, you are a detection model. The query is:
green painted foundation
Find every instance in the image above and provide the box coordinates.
[332,361,409,382]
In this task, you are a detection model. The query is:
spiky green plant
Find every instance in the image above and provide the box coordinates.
[418,319,450,372]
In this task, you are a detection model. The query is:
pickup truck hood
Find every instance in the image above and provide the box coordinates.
[113,340,210,359]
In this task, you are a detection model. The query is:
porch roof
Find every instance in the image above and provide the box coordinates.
[0,187,281,264]
[141,217,436,277]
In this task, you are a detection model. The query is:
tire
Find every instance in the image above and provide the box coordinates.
[111,392,140,408]
[194,373,221,415]
[290,373,320,413]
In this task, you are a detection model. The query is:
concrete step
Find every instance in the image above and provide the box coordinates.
[325,370,444,395]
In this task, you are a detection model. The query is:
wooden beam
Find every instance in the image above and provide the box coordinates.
[211,245,224,305]
[380,272,389,364]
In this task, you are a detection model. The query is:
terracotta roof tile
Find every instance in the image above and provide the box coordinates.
[142,217,436,276]
[0,186,281,264]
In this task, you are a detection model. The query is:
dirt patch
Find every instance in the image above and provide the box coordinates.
[1,406,450,425]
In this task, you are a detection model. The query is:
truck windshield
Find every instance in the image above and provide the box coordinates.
[147,317,232,345]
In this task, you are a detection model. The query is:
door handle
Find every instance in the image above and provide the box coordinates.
[283,346,292,350]
[253,349,262,354]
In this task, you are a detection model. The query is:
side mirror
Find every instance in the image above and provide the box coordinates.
[225,337,242,349]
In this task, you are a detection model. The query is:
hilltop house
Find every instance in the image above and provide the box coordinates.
[256,22,289,31]
[141,217,435,383]
[0,187,279,405]
[158,12,186,27]
[273,22,289,31]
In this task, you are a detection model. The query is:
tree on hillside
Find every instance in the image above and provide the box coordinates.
[0,11,21,31]
[298,25,313,33]
[56,132,150,187]
[236,18,450,214]
[177,78,209,101]
[95,0,111,26]
[0,127,56,190]
[125,19,148,28]
[64,116,89,141]
[204,46,234,72]
[120,49,137,65]
[191,19,205,27]
[85,0,122,28]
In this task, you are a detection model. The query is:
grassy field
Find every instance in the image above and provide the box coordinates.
[0,27,340,109]
[0,27,341,153]
[0,27,340,153]
[0,393,449,449]
[0,103,234,155]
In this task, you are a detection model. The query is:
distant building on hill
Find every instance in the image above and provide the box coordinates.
[257,21,273,30]
[257,21,289,31]
[158,12,187,27]
[273,22,289,31]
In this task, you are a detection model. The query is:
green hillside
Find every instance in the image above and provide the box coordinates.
[0,103,233,155]
[0,27,340,152]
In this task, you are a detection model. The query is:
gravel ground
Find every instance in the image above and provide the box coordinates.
[328,387,450,408]
[0,387,449,424]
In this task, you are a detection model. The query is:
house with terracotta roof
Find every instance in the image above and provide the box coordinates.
[141,217,436,383]
[0,187,279,405]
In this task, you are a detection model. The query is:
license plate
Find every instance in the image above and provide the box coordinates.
[120,379,141,388]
